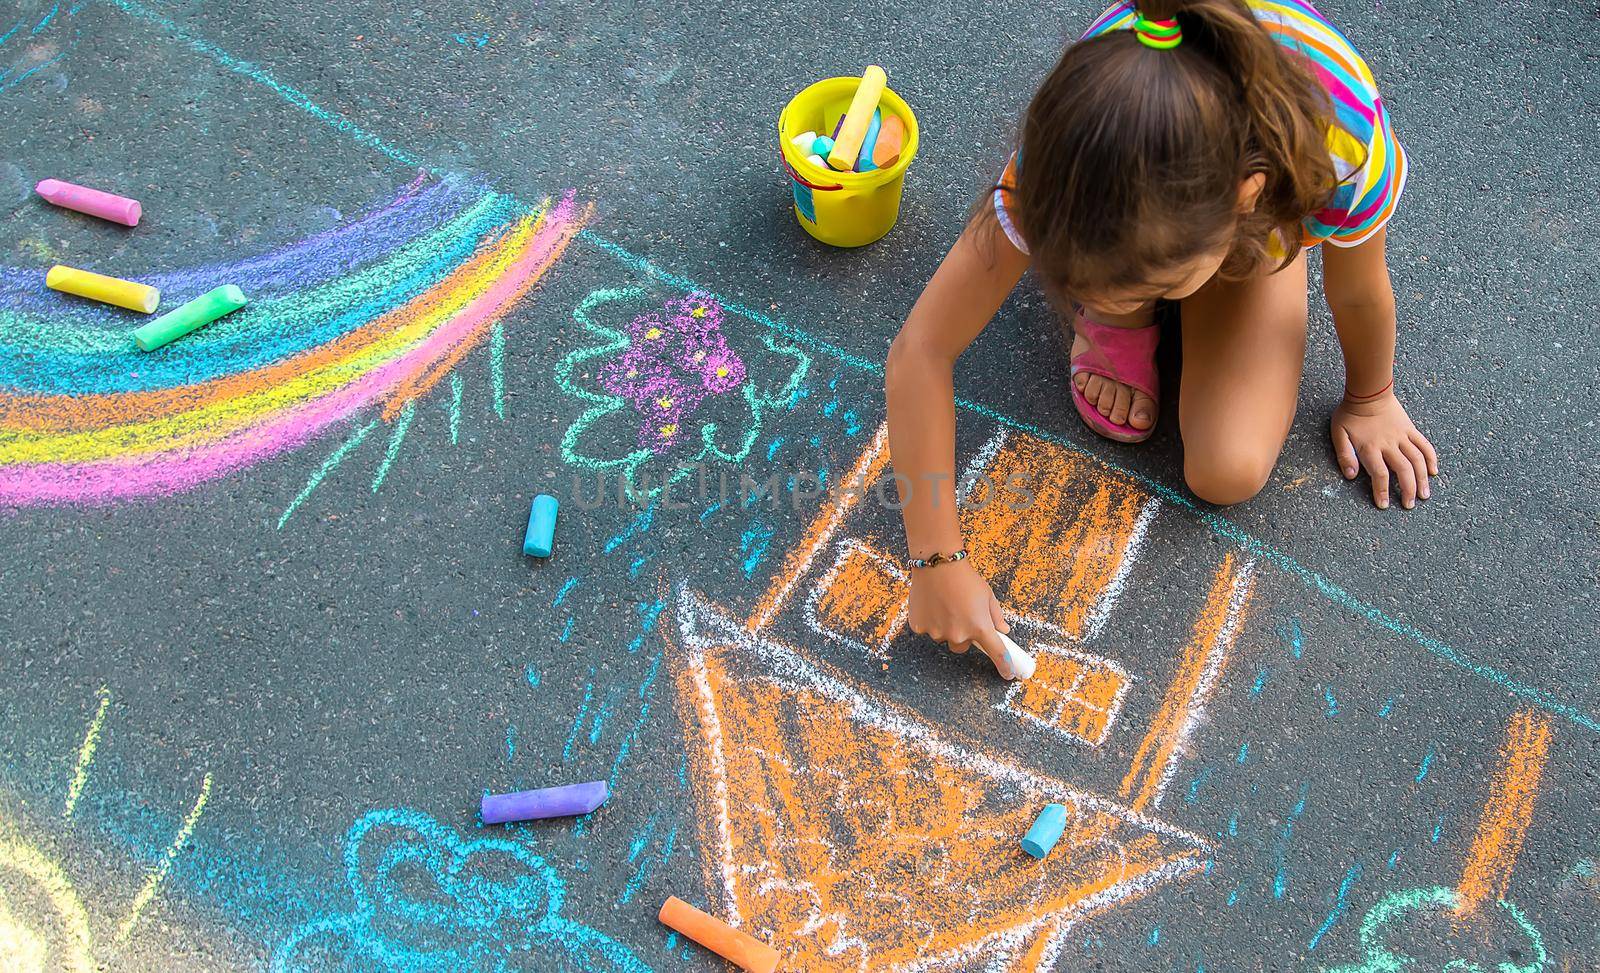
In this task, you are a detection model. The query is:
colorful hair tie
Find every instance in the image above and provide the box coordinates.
[1134,12,1182,49]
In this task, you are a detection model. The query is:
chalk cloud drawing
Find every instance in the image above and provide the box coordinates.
[1319,886,1546,973]
[0,176,587,506]
[271,807,651,973]
[558,286,808,500]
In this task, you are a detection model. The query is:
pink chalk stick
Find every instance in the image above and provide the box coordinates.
[35,179,142,226]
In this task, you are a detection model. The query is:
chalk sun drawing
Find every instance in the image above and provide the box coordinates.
[0,685,214,969]
[0,176,587,506]
[557,286,808,500]
[271,807,651,973]
[0,823,95,973]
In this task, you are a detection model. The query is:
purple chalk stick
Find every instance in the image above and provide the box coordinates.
[481,780,609,824]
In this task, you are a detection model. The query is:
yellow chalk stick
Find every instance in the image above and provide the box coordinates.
[826,65,887,172]
[46,265,160,313]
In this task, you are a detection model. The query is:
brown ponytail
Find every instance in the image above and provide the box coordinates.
[1000,0,1337,301]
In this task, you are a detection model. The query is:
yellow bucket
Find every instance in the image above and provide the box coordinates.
[778,76,920,248]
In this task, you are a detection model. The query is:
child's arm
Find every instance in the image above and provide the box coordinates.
[886,217,1030,674]
[1321,228,1439,509]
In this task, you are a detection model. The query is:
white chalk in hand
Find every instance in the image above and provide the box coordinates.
[997,632,1035,681]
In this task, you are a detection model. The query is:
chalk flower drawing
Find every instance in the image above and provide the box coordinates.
[598,294,748,453]
[271,807,651,972]
[558,287,808,499]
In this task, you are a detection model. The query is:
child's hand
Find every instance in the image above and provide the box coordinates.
[1330,390,1439,509]
[906,560,1015,677]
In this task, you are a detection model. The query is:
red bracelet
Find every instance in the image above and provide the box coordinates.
[1344,379,1393,402]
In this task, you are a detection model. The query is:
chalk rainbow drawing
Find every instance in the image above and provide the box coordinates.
[557,287,809,500]
[0,176,587,506]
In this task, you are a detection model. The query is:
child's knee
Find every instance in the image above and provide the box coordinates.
[1184,448,1275,506]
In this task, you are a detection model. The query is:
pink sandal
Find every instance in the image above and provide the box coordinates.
[1070,310,1161,444]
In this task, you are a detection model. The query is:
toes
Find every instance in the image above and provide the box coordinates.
[1082,375,1104,410]
[1078,373,1155,430]
[1109,384,1133,426]
[1097,381,1116,417]
[1130,391,1155,430]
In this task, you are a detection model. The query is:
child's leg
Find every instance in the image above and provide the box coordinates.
[1178,253,1309,505]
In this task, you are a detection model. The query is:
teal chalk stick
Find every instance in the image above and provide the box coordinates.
[524,494,558,558]
[134,284,247,351]
[855,109,883,172]
[1021,803,1067,858]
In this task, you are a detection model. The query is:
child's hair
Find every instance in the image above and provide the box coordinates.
[999,0,1338,301]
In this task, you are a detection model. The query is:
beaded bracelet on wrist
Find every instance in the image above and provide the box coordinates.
[909,549,968,569]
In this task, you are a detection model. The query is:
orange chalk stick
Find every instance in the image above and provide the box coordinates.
[658,896,780,973]
[872,114,906,169]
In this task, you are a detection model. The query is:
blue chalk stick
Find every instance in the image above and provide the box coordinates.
[855,109,883,172]
[1021,803,1067,858]
[523,494,558,557]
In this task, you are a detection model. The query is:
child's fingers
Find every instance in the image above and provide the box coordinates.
[1387,447,1417,509]
[1411,430,1439,476]
[1359,445,1389,508]
[1333,425,1359,479]
[970,628,1014,679]
[989,597,1010,635]
[1400,440,1430,501]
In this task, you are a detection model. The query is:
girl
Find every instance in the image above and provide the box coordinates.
[885,0,1438,676]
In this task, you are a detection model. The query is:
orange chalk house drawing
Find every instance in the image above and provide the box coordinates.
[999,643,1131,747]
[673,591,1211,972]
[805,540,908,660]
[669,422,1262,969]
[962,432,1154,642]
[1121,551,1256,815]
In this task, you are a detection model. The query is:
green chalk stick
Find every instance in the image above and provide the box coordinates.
[134,284,247,351]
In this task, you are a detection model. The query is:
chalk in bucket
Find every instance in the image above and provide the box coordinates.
[778,69,919,247]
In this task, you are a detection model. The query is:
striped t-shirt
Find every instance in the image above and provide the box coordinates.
[994,0,1407,255]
